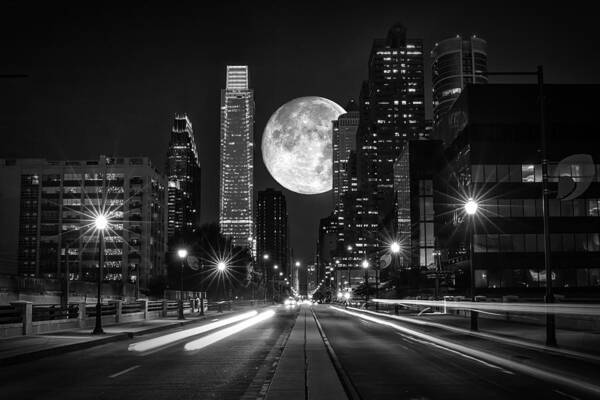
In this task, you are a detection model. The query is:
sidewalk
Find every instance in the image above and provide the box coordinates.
[0,309,233,366]
[266,306,348,400]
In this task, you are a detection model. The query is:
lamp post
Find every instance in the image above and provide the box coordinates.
[177,249,188,320]
[217,261,227,300]
[263,253,270,301]
[362,259,370,304]
[464,198,478,330]
[272,264,278,303]
[92,214,108,334]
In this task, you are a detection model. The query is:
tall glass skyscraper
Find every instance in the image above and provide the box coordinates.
[431,35,487,129]
[219,66,255,251]
[166,114,201,239]
[357,23,426,210]
[256,188,288,285]
[332,100,359,209]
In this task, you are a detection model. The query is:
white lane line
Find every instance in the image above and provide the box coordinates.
[211,319,219,322]
[109,365,140,378]
[554,389,581,400]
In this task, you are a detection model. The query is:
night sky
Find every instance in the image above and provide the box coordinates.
[2,1,599,262]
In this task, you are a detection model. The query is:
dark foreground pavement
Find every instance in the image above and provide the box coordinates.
[312,304,600,400]
[0,306,297,400]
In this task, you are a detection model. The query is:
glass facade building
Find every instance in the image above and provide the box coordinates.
[431,35,487,130]
[438,84,600,295]
[219,66,255,252]
[166,114,201,238]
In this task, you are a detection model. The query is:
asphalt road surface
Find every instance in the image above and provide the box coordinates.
[312,304,599,400]
[0,306,297,400]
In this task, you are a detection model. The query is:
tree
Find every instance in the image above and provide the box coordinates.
[166,223,254,300]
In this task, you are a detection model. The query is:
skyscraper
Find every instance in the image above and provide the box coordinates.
[332,100,359,209]
[166,114,201,239]
[256,188,288,285]
[431,35,487,129]
[219,66,255,250]
[356,23,426,220]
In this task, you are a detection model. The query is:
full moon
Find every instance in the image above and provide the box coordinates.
[262,97,345,194]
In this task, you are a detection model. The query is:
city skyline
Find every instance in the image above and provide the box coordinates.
[2,1,599,262]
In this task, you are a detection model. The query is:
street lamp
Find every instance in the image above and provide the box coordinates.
[464,198,479,330]
[362,259,370,303]
[177,248,188,320]
[272,265,278,303]
[390,241,401,254]
[92,214,108,334]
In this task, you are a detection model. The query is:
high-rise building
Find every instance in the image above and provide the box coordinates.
[219,66,255,251]
[0,156,168,293]
[166,114,201,238]
[393,140,443,268]
[357,23,426,204]
[431,35,487,130]
[256,188,288,282]
[332,100,359,209]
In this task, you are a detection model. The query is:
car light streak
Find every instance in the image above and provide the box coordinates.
[331,306,600,397]
[346,306,600,363]
[128,310,258,352]
[184,310,276,351]
[373,299,600,317]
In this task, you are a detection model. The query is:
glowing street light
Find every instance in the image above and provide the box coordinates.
[274,265,278,270]
[361,260,369,269]
[177,248,188,320]
[295,261,301,267]
[465,198,479,215]
[390,241,401,254]
[263,253,269,260]
[217,262,227,272]
[92,213,109,334]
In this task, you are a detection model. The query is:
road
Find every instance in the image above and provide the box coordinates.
[312,304,600,400]
[2,304,599,400]
[0,306,297,400]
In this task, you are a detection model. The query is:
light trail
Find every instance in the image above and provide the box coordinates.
[332,306,600,397]
[345,306,600,362]
[128,310,258,352]
[184,310,276,351]
[373,298,600,316]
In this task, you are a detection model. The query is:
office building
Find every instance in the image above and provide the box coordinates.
[219,66,255,251]
[431,35,487,130]
[256,188,288,286]
[332,100,359,208]
[438,84,600,295]
[166,114,201,238]
[0,156,168,293]
[394,140,444,268]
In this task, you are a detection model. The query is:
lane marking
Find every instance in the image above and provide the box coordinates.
[109,365,140,378]
[211,319,219,322]
[332,306,600,397]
